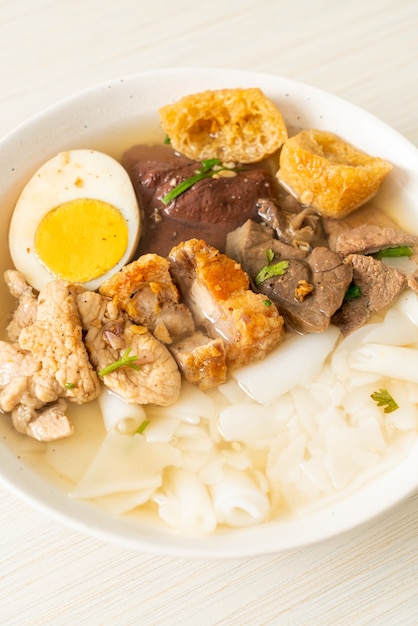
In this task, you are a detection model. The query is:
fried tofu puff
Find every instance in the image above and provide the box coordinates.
[277,130,392,219]
[159,87,288,164]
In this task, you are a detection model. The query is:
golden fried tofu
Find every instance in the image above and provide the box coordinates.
[277,129,392,218]
[159,87,288,164]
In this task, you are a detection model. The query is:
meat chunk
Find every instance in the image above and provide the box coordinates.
[170,331,227,390]
[77,290,181,406]
[226,220,352,334]
[0,341,59,411]
[334,224,418,257]
[257,197,327,250]
[226,218,307,271]
[5,270,38,341]
[169,239,285,368]
[332,254,407,335]
[12,398,73,442]
[19,280,101,404]
[99,254,195,344]
[122,144,278,256]
[99,262,227,391]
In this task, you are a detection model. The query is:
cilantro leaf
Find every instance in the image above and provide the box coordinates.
[370,388,399,413]
[255,249,289,286]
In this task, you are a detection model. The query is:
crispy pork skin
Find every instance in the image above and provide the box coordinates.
[99,254,195,344]
[168,239,285,369]
[170,331,228,390]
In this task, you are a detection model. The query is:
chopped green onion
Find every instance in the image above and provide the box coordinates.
[135,419,150,435]
[164,135,171,144]
[64,382,75,389]
[161,158,240,206]
[344,283,362,300]
[98,347,140,377]
[371,388,399,413]
[263,299,272,307]
[373,245,414,259]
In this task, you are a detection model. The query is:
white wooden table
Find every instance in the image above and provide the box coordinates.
[0,1,417,623]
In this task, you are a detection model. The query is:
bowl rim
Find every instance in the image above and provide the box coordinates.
[1,67,418,558]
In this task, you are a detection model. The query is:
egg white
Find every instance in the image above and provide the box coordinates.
[8,149,141,291]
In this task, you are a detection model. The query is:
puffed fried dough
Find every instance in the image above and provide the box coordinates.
[277,129,392,218]
[159,88,288,164]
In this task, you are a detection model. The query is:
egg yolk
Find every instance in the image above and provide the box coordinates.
[35,198,129,283]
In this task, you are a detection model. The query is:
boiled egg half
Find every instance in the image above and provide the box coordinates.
[9,149,141,291]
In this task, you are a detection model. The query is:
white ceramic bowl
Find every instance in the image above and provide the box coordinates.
[1,68,418,558]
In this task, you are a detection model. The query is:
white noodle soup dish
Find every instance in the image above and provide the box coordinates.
[1,68,418,558]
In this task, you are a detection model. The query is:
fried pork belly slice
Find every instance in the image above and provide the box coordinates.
[18,280,101,404]
[169,239,285,368]
[99,254,195,344]
[12,398,73,442]
[171,331,227,390]
[4,270,38,341]
[77,290,181,406]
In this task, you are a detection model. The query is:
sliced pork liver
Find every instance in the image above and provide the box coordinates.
[332,253,408,335]
[335,223,418,257]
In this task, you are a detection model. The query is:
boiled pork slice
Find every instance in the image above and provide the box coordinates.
[5,270,38,341]
[19,280,101,405]
[77,290,181,406]
[12,398,73,442]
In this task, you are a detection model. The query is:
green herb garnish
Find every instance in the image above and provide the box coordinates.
[344,283,362,301]
[372,245,413,259]
[370,388,399,413]
[263,299,272,307]
[135,419,150,435]
[64,382,75,389]
[98,347,140,377]
[255,248,289,286]
[164,135,171,144]
[161,158,240,205]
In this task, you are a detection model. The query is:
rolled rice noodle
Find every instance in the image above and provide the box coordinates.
[152,467,217,535]
[209,467,270,527]
[98,389,148,434]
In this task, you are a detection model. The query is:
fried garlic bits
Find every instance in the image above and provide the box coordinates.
[277,129,392,218]
[159,87,288,164]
